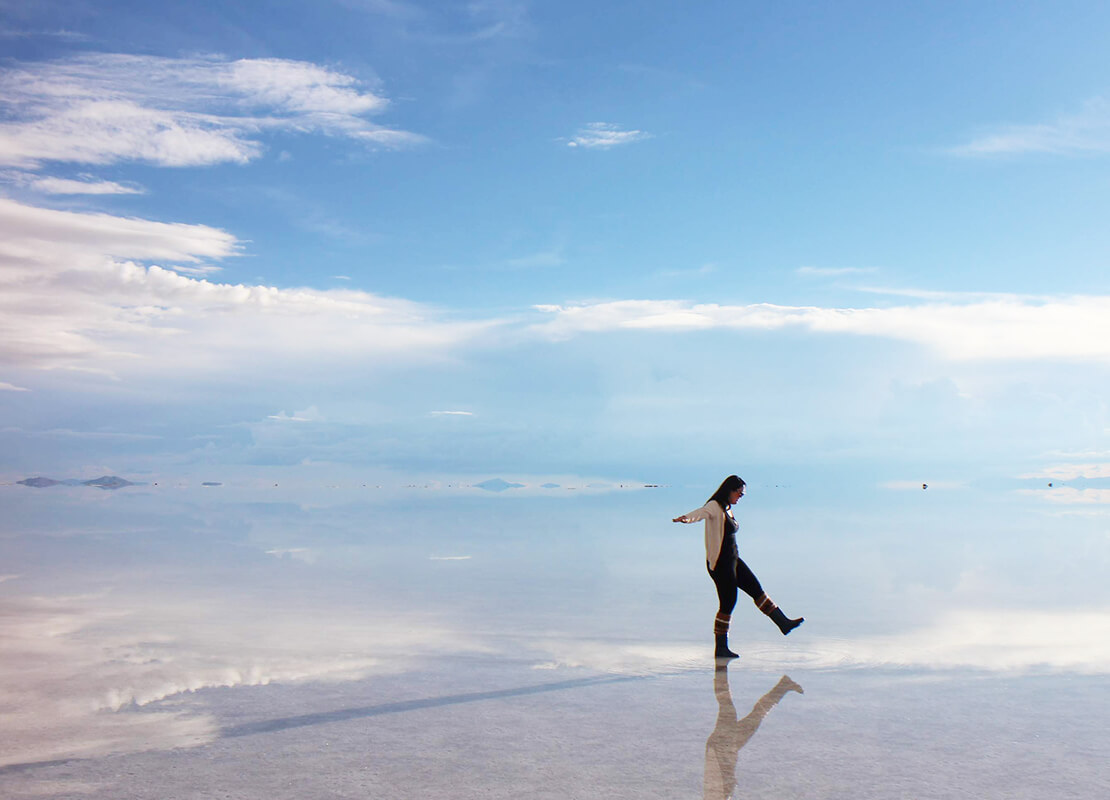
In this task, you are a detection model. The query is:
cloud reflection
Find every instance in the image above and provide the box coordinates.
[757,609,1110,674]
[0,591,488,768]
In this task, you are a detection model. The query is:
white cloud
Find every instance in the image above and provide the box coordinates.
[30,175,145,194]
[430,410,473,416]
[267,406,324,423]
[566,122,649,149]
[0,380,29,391]
[0,196,238,263]
[1021,463,1110,481]
[0,197,495,373]
[530,295,1110,363]
[950,97,1110,157]
[0,53,424,169]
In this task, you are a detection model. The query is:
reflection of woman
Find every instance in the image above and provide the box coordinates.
[673,475,803,658]
[704,665,803,800]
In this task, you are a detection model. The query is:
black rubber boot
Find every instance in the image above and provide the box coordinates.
[714,634,739,659]
[769,607,804,636]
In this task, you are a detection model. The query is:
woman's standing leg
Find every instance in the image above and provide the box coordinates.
[708,559,740,658]
[734,557,804,636]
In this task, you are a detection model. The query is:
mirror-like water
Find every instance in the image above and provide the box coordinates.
[2,480,1107,797]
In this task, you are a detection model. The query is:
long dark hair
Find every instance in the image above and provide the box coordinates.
[707,474,745,509]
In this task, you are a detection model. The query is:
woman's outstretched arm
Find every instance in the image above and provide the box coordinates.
[674,504,712,524]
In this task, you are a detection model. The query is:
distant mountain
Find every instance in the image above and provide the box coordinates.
[18,475,136,490]
[18,477,60,488]
[84,475,135,489]
[473,478,524,492]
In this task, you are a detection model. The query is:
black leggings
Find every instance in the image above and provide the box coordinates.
[708,553,764,616]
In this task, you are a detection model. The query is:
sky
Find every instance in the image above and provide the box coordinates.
[3,0,1110,492]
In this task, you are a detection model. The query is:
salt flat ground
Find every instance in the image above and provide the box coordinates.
[1,480,1108,798]
[3,656,1107,799]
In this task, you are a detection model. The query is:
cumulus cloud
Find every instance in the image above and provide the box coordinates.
[0,197,495,373]
[531,295,1110,363]
[566,122,649,149]
[950,97,1110,157]
[0,53,423,169]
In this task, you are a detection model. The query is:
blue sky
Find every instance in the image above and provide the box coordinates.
[3,0,1110,492]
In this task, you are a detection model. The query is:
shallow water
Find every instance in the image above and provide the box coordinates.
[1,481,1107,797]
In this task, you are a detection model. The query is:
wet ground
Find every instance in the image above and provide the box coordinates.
[3,654,1106,799]
[2,481,1108,798]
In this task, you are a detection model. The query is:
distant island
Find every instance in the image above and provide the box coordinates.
[473,478,525,492]
[17,475,137,490]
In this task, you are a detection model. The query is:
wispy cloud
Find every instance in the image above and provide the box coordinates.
[0,53,424,170]
[0,380,29,391]
[504,250,564,269]
[430,410,473,416]
[267,406,324,423]
[796,266,878,277]
[0,28,90,41]
[30,175,145,195]
[15,428,161,440]
[950,97,1110,157]
[530,295,1110,363]
[881,480,964,490]
[566,122,649,149]
[656,262,716,279]
[1022,487,1110,504]
[1021,463,1110,481]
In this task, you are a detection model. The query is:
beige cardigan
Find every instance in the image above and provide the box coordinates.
[680,500,736,569]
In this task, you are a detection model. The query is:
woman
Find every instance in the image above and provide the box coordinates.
[673,475,803,659]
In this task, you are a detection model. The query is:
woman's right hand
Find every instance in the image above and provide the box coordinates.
[672,516,687,523]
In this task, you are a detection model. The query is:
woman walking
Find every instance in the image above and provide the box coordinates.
[673,475,803,659]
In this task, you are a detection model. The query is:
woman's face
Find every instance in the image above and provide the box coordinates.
[728,486,745,505]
